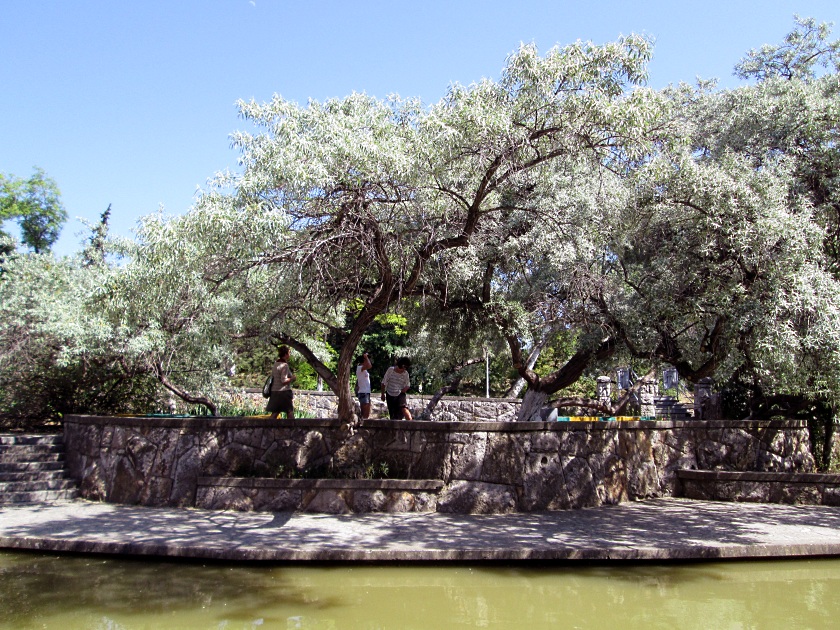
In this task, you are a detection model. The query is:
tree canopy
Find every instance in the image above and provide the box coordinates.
[0,168,67,254]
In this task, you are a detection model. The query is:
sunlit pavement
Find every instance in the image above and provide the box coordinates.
[2,498,840,562]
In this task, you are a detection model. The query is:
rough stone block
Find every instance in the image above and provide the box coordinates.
[196,486,254,511]
[562,456,601,508]
[822,486,840,506]
[626,460,661,500]
[480,434,525,485]
[108,456,145,505]
[79,460,107,501]
[411,442,451,480]
[529,432,564,453]
[779,483,821,505]
[520,452,572,511]
[303,489,350,513]
[252,489,302,512]
[448,434,487,481]
[437,480,517,514]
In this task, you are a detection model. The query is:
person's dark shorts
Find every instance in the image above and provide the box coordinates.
[266,390,294,414]
[357,392,371,404]
[385,392,407,419]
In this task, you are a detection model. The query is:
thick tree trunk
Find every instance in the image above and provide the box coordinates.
[334,291,395,422]
[504,327,552,398]
[509,335,617,422]
[335,346,357,422]
[277,331,360,421]
[517,389,549,421]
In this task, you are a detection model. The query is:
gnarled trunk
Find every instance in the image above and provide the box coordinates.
[517,388,548,422]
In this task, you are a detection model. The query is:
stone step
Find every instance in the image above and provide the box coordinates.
[0,461,65,474]
[0,488,78,505]
[0,443,64,458]
[0,434,64,446]
[0,433,63,444]
[653,397,694,419]
[0,434,76,506]
[0,470,68,483]
[0,479,77,493]
[0,450,64,464]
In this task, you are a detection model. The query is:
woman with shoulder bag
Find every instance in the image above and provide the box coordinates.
[266,345,296,420]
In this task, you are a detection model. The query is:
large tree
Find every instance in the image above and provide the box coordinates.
[190,36,664,420]
[606,17,840,423]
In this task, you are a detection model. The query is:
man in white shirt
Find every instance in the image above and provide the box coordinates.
[381,357,412,421]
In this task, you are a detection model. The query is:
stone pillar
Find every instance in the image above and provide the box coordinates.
[639,376,659,418]
[596,376,612,407]
[694,378,715,420]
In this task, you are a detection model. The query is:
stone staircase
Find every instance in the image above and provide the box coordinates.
[654,396,694,420]
[0,434,78,505]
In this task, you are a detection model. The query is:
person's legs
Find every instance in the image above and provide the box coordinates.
[358,392,371,419]
[267,392,281,420]
[395,393,411,421]
[385,394,401,420]
[278,391,294,421]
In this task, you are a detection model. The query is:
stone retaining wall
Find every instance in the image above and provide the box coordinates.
[277,390,521,422]
[677,470,840,505]
[63,415,814,513]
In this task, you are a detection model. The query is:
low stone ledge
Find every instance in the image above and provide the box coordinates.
[677,470,840,484]
[195,476,444,514]
[198,477,444,491]
[677,469,840,506]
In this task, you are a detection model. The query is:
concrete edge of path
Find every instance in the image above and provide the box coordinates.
[4,535,840,564]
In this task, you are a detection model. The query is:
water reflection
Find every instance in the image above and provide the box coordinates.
[1,552,839,629]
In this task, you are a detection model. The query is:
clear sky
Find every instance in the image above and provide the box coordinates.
[2,0,837,257]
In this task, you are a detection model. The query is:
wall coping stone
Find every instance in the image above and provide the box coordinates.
[64,414,807,432]
[198,477,444,491]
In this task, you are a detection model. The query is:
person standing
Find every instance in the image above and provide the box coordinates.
[381,357,412,421]
[356,352,373,419]
[266,345,296,420]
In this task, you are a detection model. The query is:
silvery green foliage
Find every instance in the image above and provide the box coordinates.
[614,74,840,406]
[659,17,840,404]
[735,16,840,82]
[104,203,300,410]
[198,36,664,417]
[0,248,158,417]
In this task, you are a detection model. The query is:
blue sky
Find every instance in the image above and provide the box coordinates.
[2,0,837,256]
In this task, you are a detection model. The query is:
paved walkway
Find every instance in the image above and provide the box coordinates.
[2,498,840,562]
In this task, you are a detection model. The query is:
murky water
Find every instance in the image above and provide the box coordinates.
[1,552,839,629]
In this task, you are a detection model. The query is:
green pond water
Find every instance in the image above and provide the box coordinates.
[2,552,839,629]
